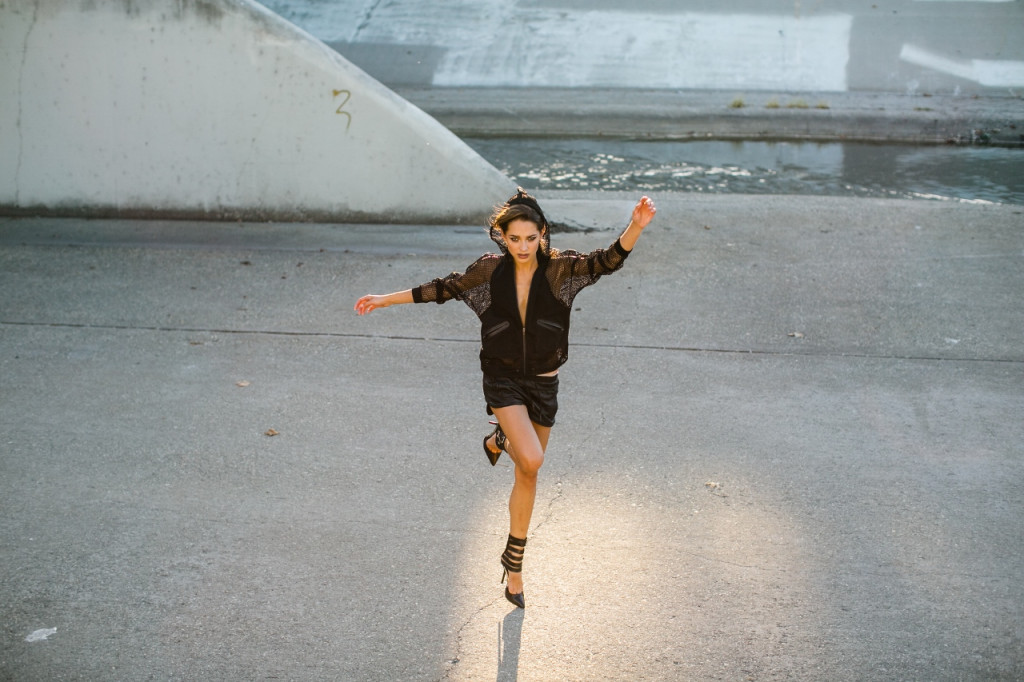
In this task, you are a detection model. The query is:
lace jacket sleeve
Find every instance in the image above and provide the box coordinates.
[548,238,632,307]
[411,253,501,315]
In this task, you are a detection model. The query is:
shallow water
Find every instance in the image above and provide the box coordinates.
[465,138,1024,205]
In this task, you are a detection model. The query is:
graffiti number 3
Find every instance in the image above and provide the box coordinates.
[333,89,352,131]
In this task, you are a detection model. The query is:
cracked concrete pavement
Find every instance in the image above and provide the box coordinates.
[1,192,1022,680]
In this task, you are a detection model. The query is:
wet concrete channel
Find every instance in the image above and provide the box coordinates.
[465,137,1024,205]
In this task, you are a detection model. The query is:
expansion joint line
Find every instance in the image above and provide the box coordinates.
[1,320,1019,365]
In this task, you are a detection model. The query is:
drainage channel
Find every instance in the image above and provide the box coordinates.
[465,137,1024,205]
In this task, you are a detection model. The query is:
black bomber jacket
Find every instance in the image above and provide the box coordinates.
[411,233,632,377]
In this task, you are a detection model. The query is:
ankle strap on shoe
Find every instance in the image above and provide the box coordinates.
[501,534,527,573]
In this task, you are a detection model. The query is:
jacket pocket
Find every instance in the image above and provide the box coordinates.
[483,320,511,339]
[534,318,567,365]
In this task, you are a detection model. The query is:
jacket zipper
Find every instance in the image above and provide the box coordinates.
[522,325,527,376]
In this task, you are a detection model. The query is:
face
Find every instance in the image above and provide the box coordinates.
[503,218,543,264]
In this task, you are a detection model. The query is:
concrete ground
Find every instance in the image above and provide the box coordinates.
[1,191,1022,680]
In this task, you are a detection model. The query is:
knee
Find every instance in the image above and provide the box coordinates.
[515,449,544,479]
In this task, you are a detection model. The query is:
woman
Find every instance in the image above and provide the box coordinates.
[354,189,656,608]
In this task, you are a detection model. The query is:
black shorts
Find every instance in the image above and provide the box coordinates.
[482,373,559,428]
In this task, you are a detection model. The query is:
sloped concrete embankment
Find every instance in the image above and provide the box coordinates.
[0,0,513,224]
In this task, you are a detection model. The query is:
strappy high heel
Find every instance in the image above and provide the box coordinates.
[483,420,507,466]
[500,534,527,609]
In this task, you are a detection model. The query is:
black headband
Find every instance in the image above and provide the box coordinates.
[505,188,548,229]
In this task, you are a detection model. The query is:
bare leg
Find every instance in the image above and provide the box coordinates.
[488,404,551,598]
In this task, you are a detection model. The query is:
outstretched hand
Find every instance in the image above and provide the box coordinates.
[631,196,656,229]
[619,196,656,252]
[354,294,387,315]
[354,289,413,315]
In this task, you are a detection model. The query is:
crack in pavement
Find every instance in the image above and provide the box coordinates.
[2,320,1018,365]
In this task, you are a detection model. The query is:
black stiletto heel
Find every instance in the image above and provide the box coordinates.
[483,421,507,466]
[500,534,527,609]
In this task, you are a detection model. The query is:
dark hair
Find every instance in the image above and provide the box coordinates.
[490,187,548,233]
[488,188,553,257]
[491,203,544,234]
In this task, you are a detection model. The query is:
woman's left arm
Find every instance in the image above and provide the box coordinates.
[618,196,657,252]
[556,196,657,303]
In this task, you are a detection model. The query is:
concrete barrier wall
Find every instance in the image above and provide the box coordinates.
[0,0,514,224]
[267,0,1024,96]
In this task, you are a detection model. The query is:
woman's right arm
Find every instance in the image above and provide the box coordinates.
[355,253,498,316]
[353,289,414,315]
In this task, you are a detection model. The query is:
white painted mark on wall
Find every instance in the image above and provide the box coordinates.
[438,12,853,91]
[25,628,57,642]
[900,45,1024,87]
[355,6,853,91]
